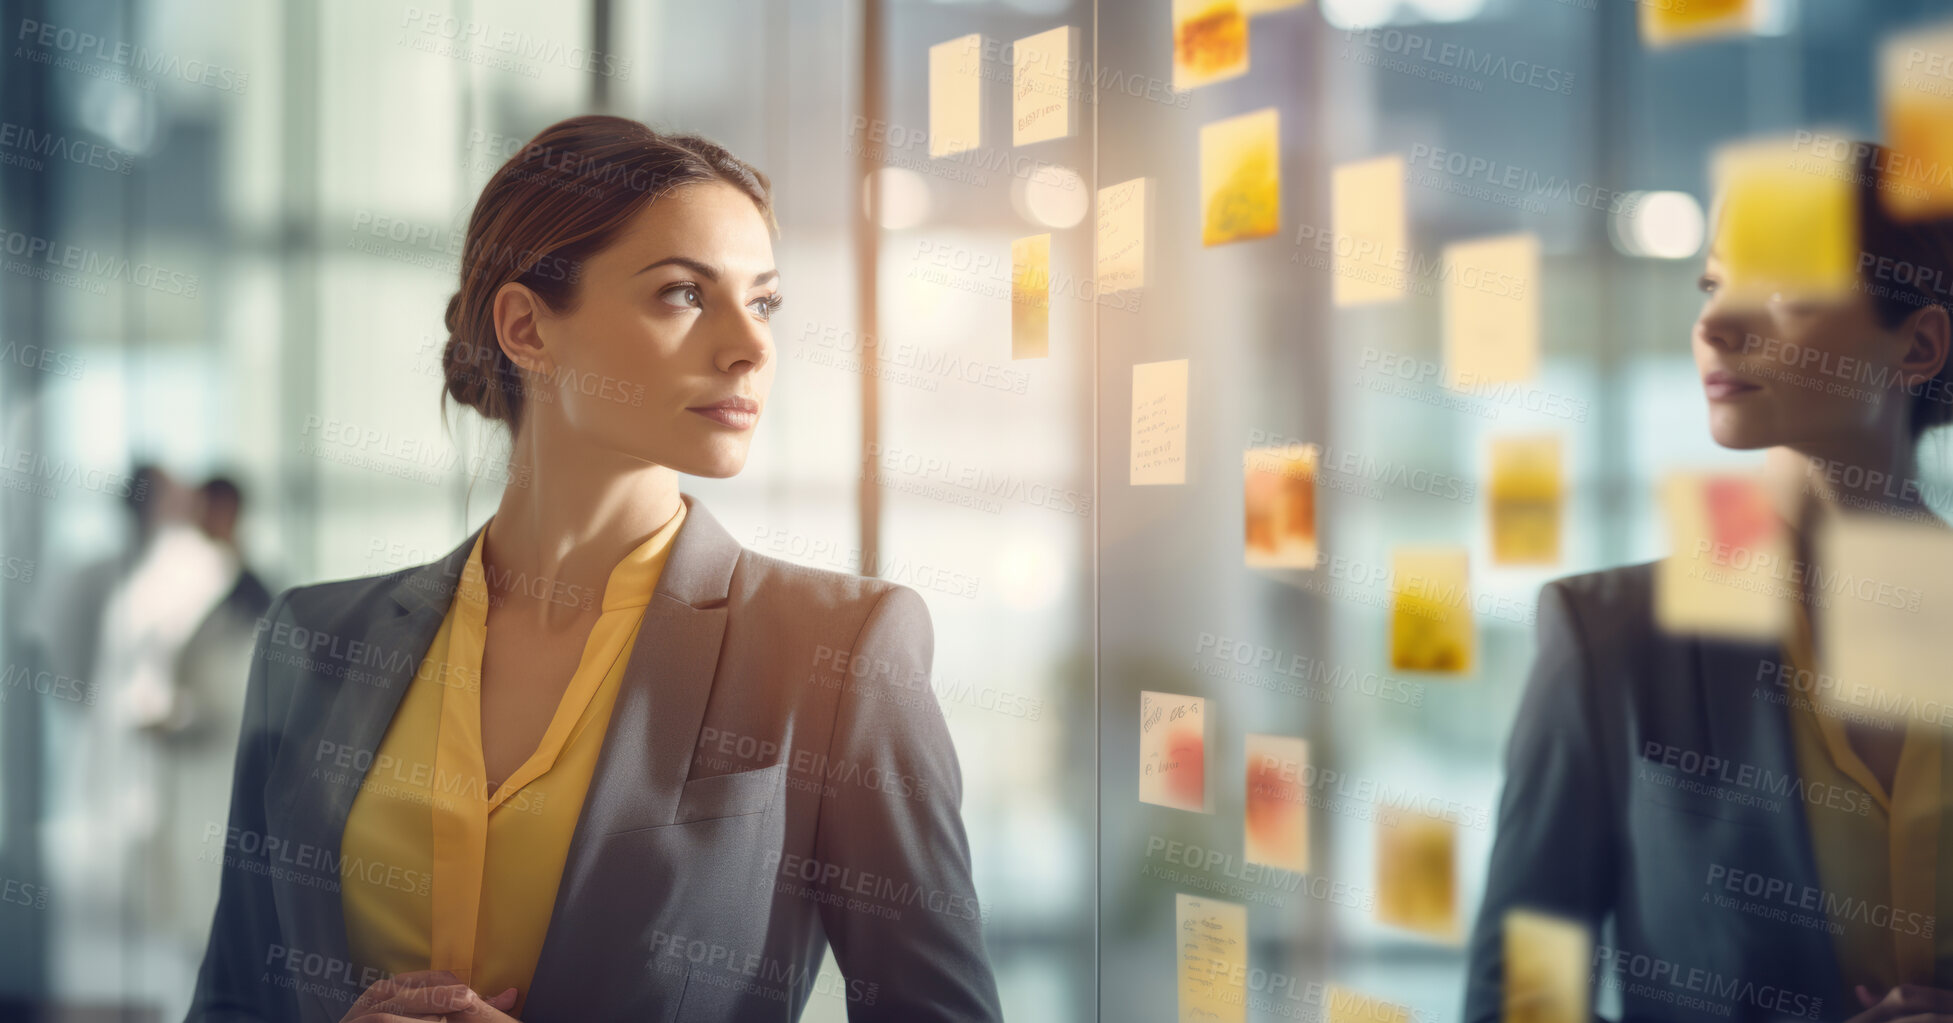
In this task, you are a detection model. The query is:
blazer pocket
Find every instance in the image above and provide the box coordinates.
[674,762,787,824]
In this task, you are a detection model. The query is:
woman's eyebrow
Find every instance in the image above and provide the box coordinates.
[634,255,779,287]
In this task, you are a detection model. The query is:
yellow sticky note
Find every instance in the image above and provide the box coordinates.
[1709,135,1858,306]
[1654,471,1792,640]
[1333,155,1408,307]
[1141,691,1207,812]
[1641,0,1754,48]
[1376,809,1459,942]
[1012,234,1051,360]
[1244,734,1308,874]
[1098,177,1149,293]
[1245,445,1317,568]
[1880,24,1953,220]
[1504,909,1590,1023]
[1200,107,1281,246]
[1489,435,1562,566]
[1444,233,1539,388]
[1014,26,1077,146]
[929,34,983,158]
[1172,0,1248,91]
[1389,547,1474,674]
[1132,360,1190,485]
[1176,894,1247,1023]
[1817,513,1953,723]
[1327,985,1412,1023]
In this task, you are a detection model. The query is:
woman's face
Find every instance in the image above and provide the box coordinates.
[1691,254,1917,452]
[513,180,779,478]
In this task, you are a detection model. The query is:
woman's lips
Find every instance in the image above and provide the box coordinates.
[1702,372,1761,401]
[689,405,758,429]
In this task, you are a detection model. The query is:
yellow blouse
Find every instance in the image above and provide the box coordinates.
[1785,599,1948,992]
[341,502,687,1013]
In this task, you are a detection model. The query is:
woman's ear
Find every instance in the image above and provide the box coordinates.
[1902,304,1952,388]
[492,281,555,378]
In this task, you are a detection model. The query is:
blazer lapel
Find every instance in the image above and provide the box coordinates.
[1693,633,1854,1009]
[523,492,744,1019]
[272,524,480,1014]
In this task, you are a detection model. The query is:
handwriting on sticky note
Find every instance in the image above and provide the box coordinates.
[1132,360,1189,485]
[1176,893,1246,1023]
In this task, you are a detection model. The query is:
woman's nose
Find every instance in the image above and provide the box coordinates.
[1694,299,1750,354]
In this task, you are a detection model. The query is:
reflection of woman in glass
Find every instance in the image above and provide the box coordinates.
[1465,143,1953,1022]
[187,116,1002,1023]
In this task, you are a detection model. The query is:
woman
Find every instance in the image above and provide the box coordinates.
[1464,143,1953,1022]
[186,115,1003,1023]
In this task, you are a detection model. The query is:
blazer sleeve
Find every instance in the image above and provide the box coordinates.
[811,584,1005,1023]
[1461,580,1622,1023]
[184,589,299,1023]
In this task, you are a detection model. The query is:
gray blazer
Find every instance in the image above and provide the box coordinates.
[186,492,1004,1023]
[1463,562,1866,1022]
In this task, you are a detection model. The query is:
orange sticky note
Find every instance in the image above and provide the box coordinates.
[1654,471,1792,640]
[1880,23,1953,220]
[929,34,983,158]
[1200,108,1281,246]
[1012,234,1051,360]
[1640,0,1754,48]
[1141,691,1207,812]
[1244,734,1308,874]
[1817,512,1953,723]
[1333,155,1409,307]
[1172,0,1248,91]
[1245,445,1317,569]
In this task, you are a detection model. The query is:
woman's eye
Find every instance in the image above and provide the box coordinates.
[750,294,784,321]
[659,284,702,309]
[1697,275,1719,295]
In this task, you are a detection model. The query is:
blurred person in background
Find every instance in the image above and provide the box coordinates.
[139,475,277,1021]
[1466,143,1953,1021]
[188,115,1001,1023]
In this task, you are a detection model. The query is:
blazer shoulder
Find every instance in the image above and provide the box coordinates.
[262,565,419,636]
[732,548,930,640]
[1534,559,1668,687]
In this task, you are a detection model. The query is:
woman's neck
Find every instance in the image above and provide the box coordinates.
[1764,437,1936,531]
[481,415,683,630]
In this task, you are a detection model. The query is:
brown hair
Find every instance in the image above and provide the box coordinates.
[1854,142,1953,438]
[441,115,777,432]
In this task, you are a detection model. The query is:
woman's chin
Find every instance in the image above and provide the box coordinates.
[1706,408,1776,451]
